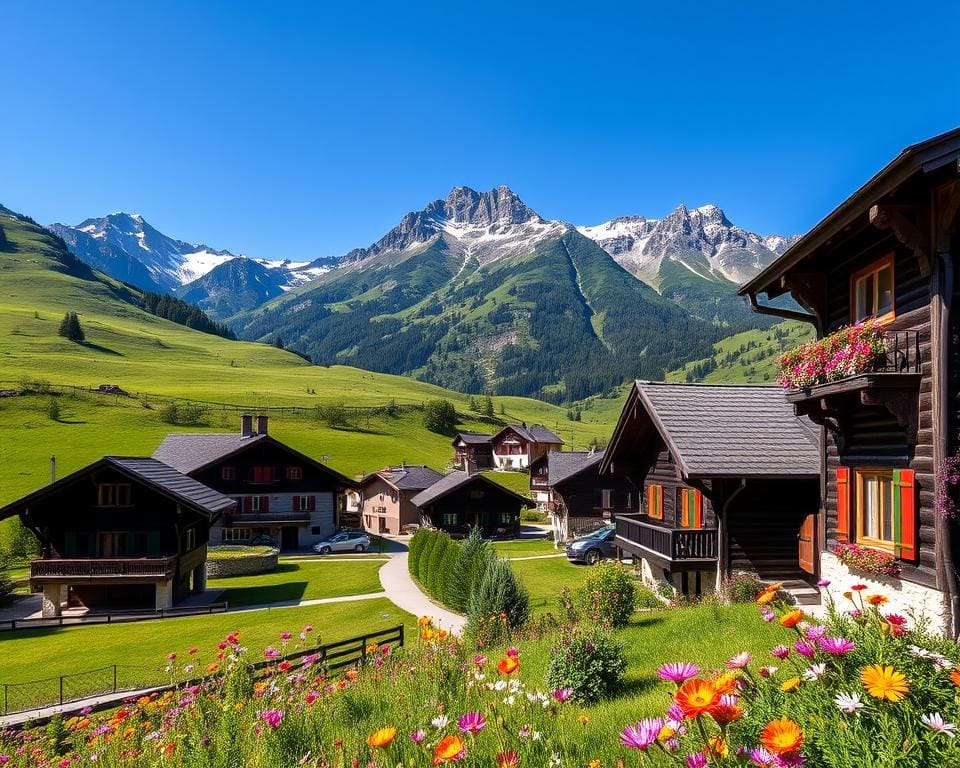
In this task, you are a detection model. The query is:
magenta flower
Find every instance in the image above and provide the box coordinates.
[263,646,280,659]
[279,631,292,641]
[457,711,487,734]
[657,662,699,684]
[726,652,752,669]
[819,637,855,655]
[777,753,807,767]
[304,691,320,705]
[473,654,488,666]
[794,641,816,658]
[748,747,776,766]
[666,703,685,725]
[804,625,827,641]
[259,709,283,729]
[552,688,573,702]
[761,608,776,622]
[771,645,791,660]
[686,754,708,768]
[410,730,425,743]
[506,646,519,658]
[620,718,663,750]
[817,579,831,587]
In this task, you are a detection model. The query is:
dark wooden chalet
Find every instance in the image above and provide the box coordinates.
[452,432,495,471]
[739,126,960,634]
[153,415,355,550]
[602,382,820,597]
[410,471,533,537]
[529,450,637,541]
[491,424,564,470]
[0,457,234,616]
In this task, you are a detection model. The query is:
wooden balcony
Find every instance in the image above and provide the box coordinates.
[615,515,717,567]
[228,512,310,525]
[31,556,177,582]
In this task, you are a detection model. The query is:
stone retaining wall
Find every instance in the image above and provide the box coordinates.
[205,549,279,578]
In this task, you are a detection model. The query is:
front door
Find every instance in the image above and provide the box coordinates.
[281,526,299,550]
[798,514,816,574]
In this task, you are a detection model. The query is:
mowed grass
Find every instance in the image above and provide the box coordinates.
[493,539,556,557]
[510,556,590,615]
[209,558,386,607]
[480,470,533,497]
[0,598,413,686]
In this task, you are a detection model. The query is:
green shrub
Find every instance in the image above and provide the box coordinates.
[579,561,636,627]
[425,533,454,599]
[546,625,627,704]
[415,530,439,585]
[520,508,547,523]
[466,556,530,633]
[159,401,205,426]
[446,527,493,612]
[408,528,429,579]
[634,582,665,610]
[46,397,61,421]
[722,571,766,603]
[437,540,461,603]
[422,398,457,435]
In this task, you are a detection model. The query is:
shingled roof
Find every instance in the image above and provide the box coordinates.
[410,471,533,509]
[495,424,564,445]
[452,431,494,446]
[538,451,605,485]
[0,457,235,521]
[604,382,820,479]
[368,465,445,492]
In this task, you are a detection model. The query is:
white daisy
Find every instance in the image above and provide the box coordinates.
[922,712,957,737]
[834,691,864,714]
[802,663,827,682]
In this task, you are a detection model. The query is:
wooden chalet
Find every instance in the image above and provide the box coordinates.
[358,465,445,534]
[529,450,637,541]
[153,415,355,550]
[602,382,820,597]
[410,471,533,537]
[0,457,234,617]
[491,424,563,470]
[452,431,495,471]
[739,126,960,634]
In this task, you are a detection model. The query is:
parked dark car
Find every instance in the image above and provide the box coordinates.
[565,526,617,565]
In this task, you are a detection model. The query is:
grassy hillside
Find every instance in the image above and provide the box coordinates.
[0,207,619,514]
[665,321,814,384]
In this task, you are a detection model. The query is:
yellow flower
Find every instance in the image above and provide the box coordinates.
[588,761,602,768]
[755,591,776,606]
[707,737,729,758]
[779,609,804,628]
[418,616,432,626]
[366,726,397,748]
[866,594,889,606]
[779,677,801,693]
[578,715,590,725]
[860,664,910,702]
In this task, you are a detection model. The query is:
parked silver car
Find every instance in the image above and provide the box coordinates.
[312,530,371,554]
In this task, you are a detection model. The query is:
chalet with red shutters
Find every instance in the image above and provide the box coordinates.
[153,415,355,550]
[490,424,563,470]
[602,382,820,599]
[739,126,960,635]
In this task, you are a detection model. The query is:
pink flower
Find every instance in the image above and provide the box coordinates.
[804,625,827,641]
[620,718,663,750]
[263,646,280,659]
[410,730,425,743]
[457,711,487,734]
[279,632,292,641]
[166,653,176,661]
[259,709,283,729]
[304,625,313,633]
[726,652,752,669]
[473,654,488,666]
[657,662,699,684]
[760,608,776,622]
[552,688,573,703]
[819,637,855,655]
[686,754,708,768]
[794,641,816,658]
[305,691,320,704]
[771,645,791,660]
[506,647,519,658]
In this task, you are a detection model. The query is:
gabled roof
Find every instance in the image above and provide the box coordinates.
[363,465,445,492]
[740,125,960,298]
[452,431,494,446]
[533,451,605,486]
[410,471,534,509]
[0,457,235,521]
[152,433,354,486]
[602,382,819,480]
[494,424,564,445]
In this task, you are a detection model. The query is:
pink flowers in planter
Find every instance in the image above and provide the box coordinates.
[777,321,887,389]
[832,542,901,576]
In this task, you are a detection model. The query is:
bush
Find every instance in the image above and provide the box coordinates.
[722,571,766,603]
[546,625,627,704]
[466,556,530,632]
[408,528,429,580]
[520,508,548,523]
[423,398,457,435]
[579,561,636,627]
[634,582,665,610]
[159,402,205,426]
[57,311,84,342]
[415,530,439,585]
[446,527,493,612]
[425,535,453,599]
[46,397,61,421]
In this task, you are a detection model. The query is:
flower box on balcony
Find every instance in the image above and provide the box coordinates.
[832,541,901,577]
[777,321,888,390]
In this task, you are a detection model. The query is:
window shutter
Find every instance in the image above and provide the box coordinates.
[243,496,252,513]
[693,489,703,528]
[261,495,270,513]
[308,495,316,512]
[293,495,300,512]
[893,469,917,561]
[836,468,850,542]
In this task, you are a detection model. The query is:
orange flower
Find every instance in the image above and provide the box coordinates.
[497,656,520,675]
[866,594,888,606]
[860,664,910,702]
[709,701,743,726]
[433,734,466,763]
[578,715,590,725]
[418,616,432,626]
[366,727,397,749]
[950,669,960,688]
[760,719,804,755]
[779,677,801,693]
[674,679,721,718]
[345,669,359,681]
[707,737,729,759]
[779,609,804,628]
[712,672,738,695]
[762,582,783,594]
[755,591,776,606]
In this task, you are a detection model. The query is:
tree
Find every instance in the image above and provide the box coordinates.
[484,395,495,418]
[423,398,457,435]
[467,556,530,631]
[446,527,493,611]
[274,336,284,349]
[57,312,84,342]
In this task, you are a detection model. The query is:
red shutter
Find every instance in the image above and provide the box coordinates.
[261,496,269,513]
[293,495,300,512]
[893,469,917,561]
[253,466,263,483]
[243,496,252,513]
[693,489,703,529]
[836,468,850,542]
[308,495,316,512]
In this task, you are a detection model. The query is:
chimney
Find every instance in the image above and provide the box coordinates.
[256,415,268,435]
[241,414,254,438]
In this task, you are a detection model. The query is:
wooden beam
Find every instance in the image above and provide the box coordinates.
[868,204,932,277]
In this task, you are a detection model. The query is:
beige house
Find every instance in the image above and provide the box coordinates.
[358,465,444,534]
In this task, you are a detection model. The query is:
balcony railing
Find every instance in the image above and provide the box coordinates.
[615,515,717,563]
[31,556,177,581]
[227,512,311,524]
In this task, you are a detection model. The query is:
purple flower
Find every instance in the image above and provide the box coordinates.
[259,709,283,729]
[263,646,280,660]
[776,753,807,767]
[794,641,816,658]
[457,711,487,734]
[552,688,573,703]
[620,718,663,750]
[803,625,827,641]
[816,579,831,587]
[410,730,425,743]
[657,662,699,684]
[749,747,776,766]
[686,754,708,768]
[819,637,855,655]
[666,703,686,724]
[761,608,776,622]
[771,645,791,660]
[726,652,752,669]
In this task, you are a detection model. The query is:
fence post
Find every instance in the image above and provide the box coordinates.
[59,676,64,706]
[398,624,404,649]
[113,665,118,693]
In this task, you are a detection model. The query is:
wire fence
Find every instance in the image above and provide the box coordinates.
[1,623,405,717]
[0,603,229,633]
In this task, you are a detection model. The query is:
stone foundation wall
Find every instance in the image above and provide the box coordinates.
[819,552,951,635]
[206,549,279,578]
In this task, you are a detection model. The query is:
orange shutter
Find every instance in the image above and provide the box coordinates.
[836,468,850,542]
[893,469,917,560]
[693,489,703,529]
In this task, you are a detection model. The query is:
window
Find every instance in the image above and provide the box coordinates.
[298,495,312,512]
[221,466,235,481]
[251,496,269,512]
[679,488,703,529]
[600,489,613,509]
[97,483,131,506]
[855,469,894,548]
[312,526,323,535]
[182,527,196,552]
[852,254,894,323]
[499,512,514,525]
[222,528,251,542]
[252,466,274,483]
[646,484,664,520]
[442,513,458,527]
[286,466,302,480]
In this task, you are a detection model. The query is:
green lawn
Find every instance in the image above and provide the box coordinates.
[209,558,385,607]
[481,470,532,498]
[510,555,590,615]
[493,539,557,557]
[0,598,413,687]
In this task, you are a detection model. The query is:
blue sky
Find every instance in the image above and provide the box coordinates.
[2,1,959,261]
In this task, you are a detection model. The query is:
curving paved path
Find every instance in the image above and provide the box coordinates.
[378,553,466,634]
